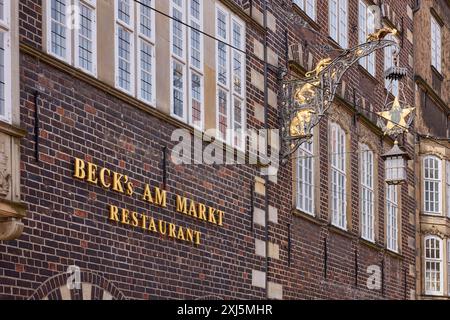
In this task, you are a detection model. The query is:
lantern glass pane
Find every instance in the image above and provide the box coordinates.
[386,156,405,183]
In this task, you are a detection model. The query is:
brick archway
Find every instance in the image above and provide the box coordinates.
[29,270,127,300]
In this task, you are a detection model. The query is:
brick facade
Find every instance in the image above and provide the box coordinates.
[0,0,420,299]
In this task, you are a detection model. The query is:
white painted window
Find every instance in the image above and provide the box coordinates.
[360,144,374,241]
[0,0,9,26]
[425,236,443,296]
[189,0,203,130]
[386,184,398,252]
[170,0,204,129]
[384,33,399,97]
[297,140,314,215]
[75,0,97,76]
[330,123,347,230]
[423,156,442,215]
[114,0,155,103]
[431,16,442,73]
[47,0,97,74]
[47,0,71,63]
[231,18,245,150]
[215,4,246,150]
[0,0,11,123]
[170,0,186,120]
[329,0,348,48]
[137,0,155,105]
[294,0,316,21]
[358,0,375,76]
[115,0,135,94]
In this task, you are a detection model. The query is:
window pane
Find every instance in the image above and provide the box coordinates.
[331,124,346,229]
[297,141,314,215]
[424,157,442,214]
[140,40,153,102]
[117,26,132,91]
[78,4,94,73]
[172,61,184,118]
[233,98,243,148]
[140,0,152,38]
[172,7,184,57]
[190,21,201,69]
[50,0,68,58]
[361,146,374,240]
[218,89,228,141]
[191,72,202,127]
[190,0,200,20]
[0,0,4,22]
[118,0,131,25]
[425,237,443,294]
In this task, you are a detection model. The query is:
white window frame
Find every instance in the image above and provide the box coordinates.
[423,156,442,215]
[115,0,135,95]
[215,5,229,143]
[330,122,347,230]
[47,0,72,63]
[0,0,11,123]
[188,0,204,130]
[297,140,315,215]
[74,0,97,76]
[137,0,156,106]
[386,184,398,253]
[360,144,374,242]
[294,0,316,21]
[0,0,10,28]
[384,33,399,97]
[358,0,375,76]
[231,17,246,151]
[329,0,348,48]
[215,3,246,150]
[431,16,442,73]
[170,0,187,122]
[424,236,443,296]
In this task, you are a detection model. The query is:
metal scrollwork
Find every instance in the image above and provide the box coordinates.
[280,32,401,161]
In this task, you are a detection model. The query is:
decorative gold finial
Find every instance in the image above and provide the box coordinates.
[305,58,332,78]
[367,27,398,42]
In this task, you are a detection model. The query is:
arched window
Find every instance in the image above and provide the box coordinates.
[424,236,443,295]
[360,144,374,241]
[423,156,442,215]
[330,122,346,229]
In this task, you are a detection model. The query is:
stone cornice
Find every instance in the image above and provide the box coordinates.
[0,121,27,139]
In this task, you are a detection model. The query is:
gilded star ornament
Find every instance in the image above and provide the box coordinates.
[377,97,415,135]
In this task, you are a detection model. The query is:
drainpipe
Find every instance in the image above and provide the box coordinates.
[262,0,270,298]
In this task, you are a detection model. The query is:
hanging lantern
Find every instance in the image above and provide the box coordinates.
[381,140,411,185]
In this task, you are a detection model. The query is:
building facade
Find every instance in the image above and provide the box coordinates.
[0,0,433,300]
[413,0,450,300]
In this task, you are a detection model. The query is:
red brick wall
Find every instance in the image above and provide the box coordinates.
[0,0,416,300]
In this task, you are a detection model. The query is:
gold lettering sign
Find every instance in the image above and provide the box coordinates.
[73,158,225,245]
